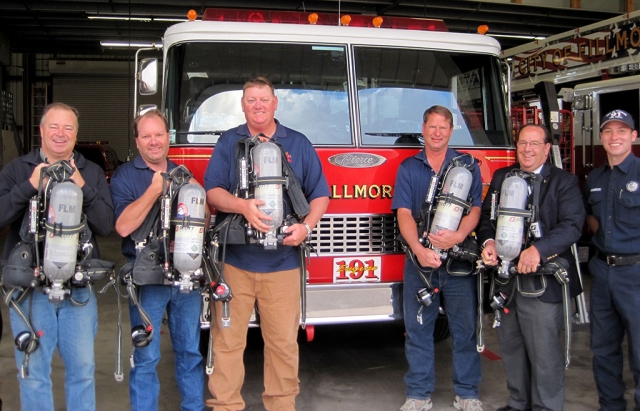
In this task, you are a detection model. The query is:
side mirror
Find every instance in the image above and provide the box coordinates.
[138,58,158,95]
[137,104,158,116]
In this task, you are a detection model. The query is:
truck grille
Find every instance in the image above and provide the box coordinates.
[310,214,401,255]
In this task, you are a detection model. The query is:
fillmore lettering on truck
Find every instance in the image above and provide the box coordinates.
[331,184,393,199]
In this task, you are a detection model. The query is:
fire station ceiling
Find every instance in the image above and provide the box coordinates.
[0,0,621,56]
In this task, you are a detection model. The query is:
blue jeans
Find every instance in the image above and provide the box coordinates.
[590,257,640,411]
[9,286,98,411]
[129,285,204,411]
[403,256,481,400]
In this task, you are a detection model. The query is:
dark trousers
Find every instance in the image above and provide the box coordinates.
[590,257,640,411]
[497,291,564,411]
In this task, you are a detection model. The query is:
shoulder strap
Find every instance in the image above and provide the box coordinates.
[276,143,310,219]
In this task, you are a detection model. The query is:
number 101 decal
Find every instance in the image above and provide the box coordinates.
[333,257,382,283]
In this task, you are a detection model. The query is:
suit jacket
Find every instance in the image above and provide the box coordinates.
[476,163,585,303]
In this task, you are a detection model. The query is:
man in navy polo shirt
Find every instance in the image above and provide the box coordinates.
[586,109,640,411]
[392,105,483,411]
[204,77,330,411]
[110,109,205,411]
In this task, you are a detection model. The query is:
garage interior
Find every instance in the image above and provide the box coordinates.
[1,1,639,410]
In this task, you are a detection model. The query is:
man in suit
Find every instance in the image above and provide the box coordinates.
[476,124,585,411]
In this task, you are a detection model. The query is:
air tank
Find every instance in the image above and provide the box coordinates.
[173,183,206,276]
[495,175,529,278]
[252,142,284,235]
[43,182,82,282]
[430,166,473,258]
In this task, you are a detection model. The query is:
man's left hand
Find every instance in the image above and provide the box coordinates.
[69,159,85,188]
[517,246,541,274]
[428,229,462,251]
[282,223,307,247]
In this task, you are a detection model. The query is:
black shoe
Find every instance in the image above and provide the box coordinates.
[496,406,531,411]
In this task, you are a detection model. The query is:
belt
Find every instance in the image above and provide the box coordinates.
[596,251,640,266]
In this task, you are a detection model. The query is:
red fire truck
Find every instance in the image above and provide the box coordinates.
[135,8,515,340]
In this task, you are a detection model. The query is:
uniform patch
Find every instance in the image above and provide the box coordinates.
[627,181,639,192]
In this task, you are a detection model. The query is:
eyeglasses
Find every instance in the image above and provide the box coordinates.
[516,141,546,149]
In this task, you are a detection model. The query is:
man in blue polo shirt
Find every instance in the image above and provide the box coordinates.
[586,109,640,411]
[110,109,205,411]
[392,105,483,411]
[204,77,330,411]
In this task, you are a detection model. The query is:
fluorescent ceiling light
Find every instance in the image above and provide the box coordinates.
[88,15,190,22]
[100,41,162,48]
[89,16,151,22]
[155,18,190,22]
[488,33,546,41]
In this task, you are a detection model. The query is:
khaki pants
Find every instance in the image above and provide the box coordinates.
[207,264,301,411]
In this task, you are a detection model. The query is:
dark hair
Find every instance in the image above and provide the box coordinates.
[423,105,453,128]
[243,77,275,96]
[40,102,79,127]
[518,124,552,144]
[133,109,169,138]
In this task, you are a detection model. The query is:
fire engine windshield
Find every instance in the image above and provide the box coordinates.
[165,42,509,147]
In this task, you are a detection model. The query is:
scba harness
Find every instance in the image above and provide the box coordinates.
[0,160,115,377]
[398,154,480,321]
[477,168,573,367]
[213,133,310,248]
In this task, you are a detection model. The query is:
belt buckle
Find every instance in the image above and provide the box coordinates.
[607,255,617,266]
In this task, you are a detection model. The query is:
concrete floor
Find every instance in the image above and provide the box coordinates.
[0,231,637,410]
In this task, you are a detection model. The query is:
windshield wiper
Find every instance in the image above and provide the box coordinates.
[174,130,225,135]
[365,132,422,139]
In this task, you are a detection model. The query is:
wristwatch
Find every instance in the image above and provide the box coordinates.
[302,222,313,240]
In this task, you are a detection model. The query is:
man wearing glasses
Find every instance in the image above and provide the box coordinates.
[476,124,585,411]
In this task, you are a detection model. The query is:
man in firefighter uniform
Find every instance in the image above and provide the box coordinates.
[393,105,483,411]
[586,109,640,411]
[110,109,205,411]
[0,102,114,411]
[477,124,584,411]
[204,77,330,411]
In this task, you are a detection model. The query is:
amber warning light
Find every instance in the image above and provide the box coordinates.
[201,8,448,31]
[187,10,197,21]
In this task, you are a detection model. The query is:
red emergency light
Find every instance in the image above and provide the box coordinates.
[202,8,448,32]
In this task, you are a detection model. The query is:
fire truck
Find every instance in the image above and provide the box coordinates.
[504,10,640,180]
[135,8,515,340]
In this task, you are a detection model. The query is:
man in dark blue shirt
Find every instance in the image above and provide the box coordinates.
[392,105,483,411]
[110,109,205,411]
[204,77,330,411]
[0,102,113,411]
[585,109,640,411]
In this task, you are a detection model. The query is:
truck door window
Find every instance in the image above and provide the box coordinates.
[165,42,350,145]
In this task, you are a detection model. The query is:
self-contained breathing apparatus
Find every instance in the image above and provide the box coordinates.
[117,166,210,346]
[397,154,480,323]
[209,133,312,330]
[0,160,115,377]
[110,165,232,377]
[477,169,573,367]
